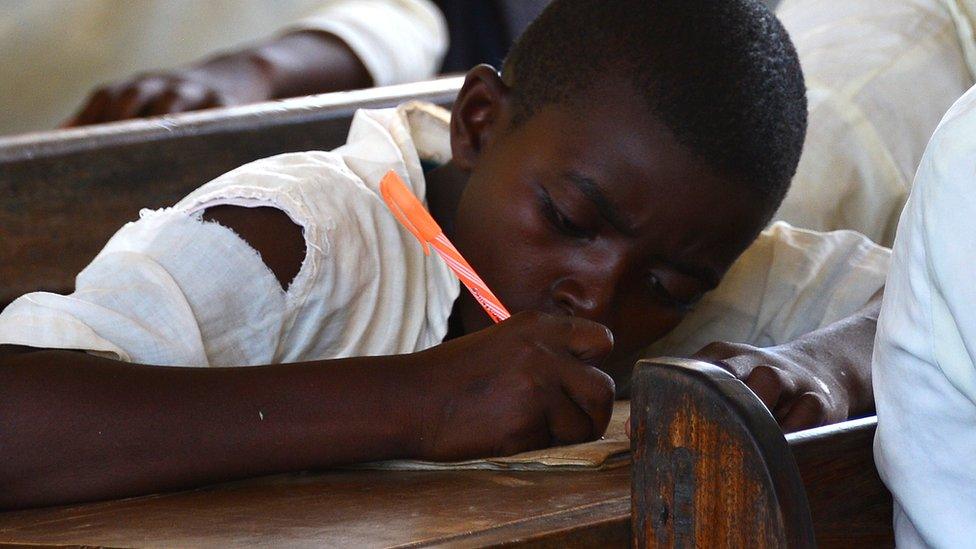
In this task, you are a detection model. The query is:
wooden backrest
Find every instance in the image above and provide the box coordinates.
[0,77,463,309]
[630,358,893,548]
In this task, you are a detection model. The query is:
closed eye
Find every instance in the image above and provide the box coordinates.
[645,273,702,312]
[539,188,595,239]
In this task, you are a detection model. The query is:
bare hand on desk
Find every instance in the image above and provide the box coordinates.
[690,291,881,432]
[692,341,850,431]
[63,59,273,127]
[690,293,881,432]
[624,338,860,438]
[409,311,616,460]
[63,31,371,127]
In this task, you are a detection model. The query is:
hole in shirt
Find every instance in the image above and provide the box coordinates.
[201,205,306,292]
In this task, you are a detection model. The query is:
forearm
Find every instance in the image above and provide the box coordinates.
[193,30,373,102]
[782,289,883,418]
[255,30,374,97]
[64,27,377,126]
[0,347,418,509]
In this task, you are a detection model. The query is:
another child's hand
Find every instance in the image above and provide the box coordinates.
[693,341,851,432]
[407,311,616,461]
[63,57,273,127]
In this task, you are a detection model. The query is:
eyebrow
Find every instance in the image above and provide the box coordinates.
[561,171,639,237]
[561,171,720,287]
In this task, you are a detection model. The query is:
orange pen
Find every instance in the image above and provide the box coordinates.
[380,170,511,323]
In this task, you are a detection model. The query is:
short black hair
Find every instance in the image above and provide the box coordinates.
[501,0,807,214]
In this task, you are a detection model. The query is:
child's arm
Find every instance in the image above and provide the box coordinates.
[0,311,614,510]
[694,288,882,431]
[64,0,447,126]
[65,30,372,127]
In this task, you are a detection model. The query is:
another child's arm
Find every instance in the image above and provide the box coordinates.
[65,30,372,127]
[65,0,447,126]
[694,288,882,431]
[0,311,614,510]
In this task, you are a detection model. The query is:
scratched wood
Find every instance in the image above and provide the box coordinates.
[0,467,629,548]
[630,358,894,548]
[0,77,463,310]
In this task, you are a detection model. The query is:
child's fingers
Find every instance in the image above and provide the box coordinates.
[742,364,792,416]
[106,82,164,122]
[144,83,209,116]
[145,90,187,116]
[779,391,829,432]
[693,341,759,370]
[562,316,614,368]
[552,359,615,439]
[65,89,111,127]
[510,311,613,368]
[544,390,599,445]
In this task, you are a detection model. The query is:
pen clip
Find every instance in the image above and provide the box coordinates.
[380,170,441,255]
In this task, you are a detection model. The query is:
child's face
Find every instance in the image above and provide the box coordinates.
[451,79,769,379]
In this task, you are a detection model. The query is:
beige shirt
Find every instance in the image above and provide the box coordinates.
[774,0,976,246]
[0,103,888,366]
[0,0,446,136]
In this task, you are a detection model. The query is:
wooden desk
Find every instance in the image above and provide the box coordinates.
[0,467,630,547]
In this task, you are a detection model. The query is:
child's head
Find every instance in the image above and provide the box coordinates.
[444,0,806,378]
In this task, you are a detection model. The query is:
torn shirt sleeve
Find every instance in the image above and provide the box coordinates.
[0,209,290,367]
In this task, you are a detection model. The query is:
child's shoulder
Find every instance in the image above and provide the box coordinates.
[177,151,362,212]
[172,149,386,247]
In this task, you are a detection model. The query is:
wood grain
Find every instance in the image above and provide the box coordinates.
[0,467,628,548]
[631,358,893,548]
[788,418,894,548]
[631,358,814,548]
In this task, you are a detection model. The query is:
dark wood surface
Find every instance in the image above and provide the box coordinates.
[0,467,629,548]
[630,358,814,548]
[788,417,893,548]
[630,358,893,548]
[0,77,462,311]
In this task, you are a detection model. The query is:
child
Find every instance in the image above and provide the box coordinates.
[0,0,886,508]
[873,84,976,547]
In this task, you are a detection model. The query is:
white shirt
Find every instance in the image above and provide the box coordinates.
[0,0,446,136]
[0,103,889,366]
[0,102,458,365]
[775,0,976,246]
[873,84,976,548]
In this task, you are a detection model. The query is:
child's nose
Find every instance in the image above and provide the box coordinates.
[549,274,614,324]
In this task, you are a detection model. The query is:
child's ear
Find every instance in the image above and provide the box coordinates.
[450,65,511,172]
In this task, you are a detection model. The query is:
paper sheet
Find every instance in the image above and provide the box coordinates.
[354,400,630,471]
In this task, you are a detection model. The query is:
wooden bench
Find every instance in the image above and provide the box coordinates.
[630,358,894,548]
[0,76,463,310]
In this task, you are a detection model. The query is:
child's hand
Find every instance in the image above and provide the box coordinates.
[62,31,371,128]
[63,57,273,127]
[693,341,851,432]
[408,311,616,461]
